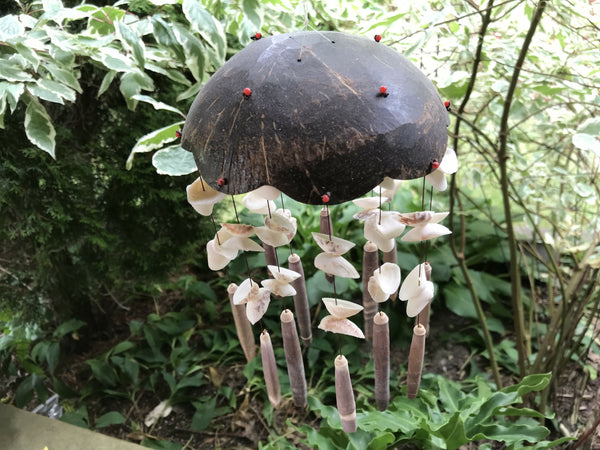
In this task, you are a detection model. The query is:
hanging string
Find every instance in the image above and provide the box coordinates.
[231,195,253,285]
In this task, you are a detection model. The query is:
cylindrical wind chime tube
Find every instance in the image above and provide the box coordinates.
[260,330,281,408]
[280,309,307,407]
[288,253,312,346]
[406,324,427,399]
[263,243,278,268]
[383,242,398,300]
[320,207,335,284]
[362,241,379,341]
[228,283,256,362]
[419,262,433,336]
[334,354,357,433]
[373,311,390,411]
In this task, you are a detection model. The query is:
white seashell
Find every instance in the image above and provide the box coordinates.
[245,288,271,324]
[376,177,403,199]
[206,239,233,271]
[314,253,359,279]
[312,232,355,256]
[266,265,301,283]
[220,223,255,237]
[233,278,260,305]
[430,212,449,224]
[425,170,448,191]
[261,279,297,297]
[318,316,365,339]
[322,298,363,318]
[375,211,406,239]
[401,223,452,242]
[352,197,389,210]
[186,177,226,216]
[406,281,434,317]
[264,210,295,233]
[398,211,434,226]
[255,226,290,247]
[253,185,281,200]
[353,208,379,221]
[221,237,264,252]
[439,148,458,174]
[364,217,396,252]
[367,276,389,303]
[372,263,401,295]
[399,264,428,300]
[242,191,277,214]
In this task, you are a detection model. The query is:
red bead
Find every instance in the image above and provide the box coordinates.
[374,34,382,42]
[431,160,440,170]
[255,32,262,40]
[243,87,252,97]
[321,194,330,203]
[379,86,387,94]
[444,100,451,108]
[175,130,181,138]
[217,178,226,186]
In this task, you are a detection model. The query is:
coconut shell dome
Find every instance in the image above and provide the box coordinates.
[181,31,449,205]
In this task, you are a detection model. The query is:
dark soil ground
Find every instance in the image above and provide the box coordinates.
[2,289,599,449]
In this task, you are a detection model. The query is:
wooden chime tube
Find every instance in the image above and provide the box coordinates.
[383,241,398,300]
[260,330,281,408]
[227,283,255,363]
[406,324,427,399]
[373,312,390,411]
[362,241,379,341]
[280,309,307,407]
[334,354,357,433]
[288,253,312,346]
[263,243,278,269]
[320,207,335,284]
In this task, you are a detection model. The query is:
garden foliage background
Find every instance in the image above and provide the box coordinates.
[1,0,599,448]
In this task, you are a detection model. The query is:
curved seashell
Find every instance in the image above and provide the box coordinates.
[352,197,389,210]
[312,232,355,256]
[242,191,277,214]
[372,262,401,295]
[314,253,359,279]
[207,239,233,271]
[318,316,365,339]
[255,226,290,247]
[406,281,434,317]
[220,223,255,237]
[439,148,458,174]
[233,278,260,305]
[264,210,296,233]
[322,297,363,318]
[267,265,301,283]
[363,217,396,253]
[367,276,389,303]
[353,208,379,222]
[186,177,227,216]
[398,211,434,226]
[425,170,447,191]
[221,237,265,252]
[430,212,449,224]
[401,223,451,242]
[246,288,271,324]
[399,264,427,301]
[254,185,282,200]
[376,177,403,199]
[376,211,406,239]
[261,279,297,297]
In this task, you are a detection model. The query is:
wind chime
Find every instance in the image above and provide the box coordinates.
[180,31,457,432]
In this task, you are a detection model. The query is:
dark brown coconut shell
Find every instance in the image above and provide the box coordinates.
[181,31,449,205]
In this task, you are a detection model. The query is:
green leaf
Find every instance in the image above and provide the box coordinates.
[443,283,477,318]
[95,411,127,428]
[97,70,117,98]
[61,409,89,429]
[53,319,86,338]
[46,341,60,374]
[572,133,600,155]
[182,0,226,64]
[152,145,197,176]
[127,122,183,169]
[119,70,155,110]
[46,63,82,94]
[470,423,550,443]
[116,20,145,69]
[242,0,263,31]
[433,412,468,450]
[191,397,217,431]
[88,6,126,35]
[366,432,395,450]
[15,374,39,407]
[86,360,118,387]
[499,406,546,418]
[25,99,56,158]
[112,340,136,355]
[131,95,184,116]
[0,59,35,82]
[0,15,24,39]
[172,24,206,82]
[27,83,64,104]
[14,42,41,71]
[94,48,135,73]
[0,81,24,113]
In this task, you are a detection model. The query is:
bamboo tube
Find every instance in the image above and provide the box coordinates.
[280,309,307,407]
[420,262,432,336]
[263,243,278,270]
[383,241,398,300]
[362,241,379,341]
[406,324,426,399]
[288,253,312,346]
[334,354,357,433]
[260,330,281,408]
[320,207,335,284]
[228,283,256,362]
[373,312,390,411]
